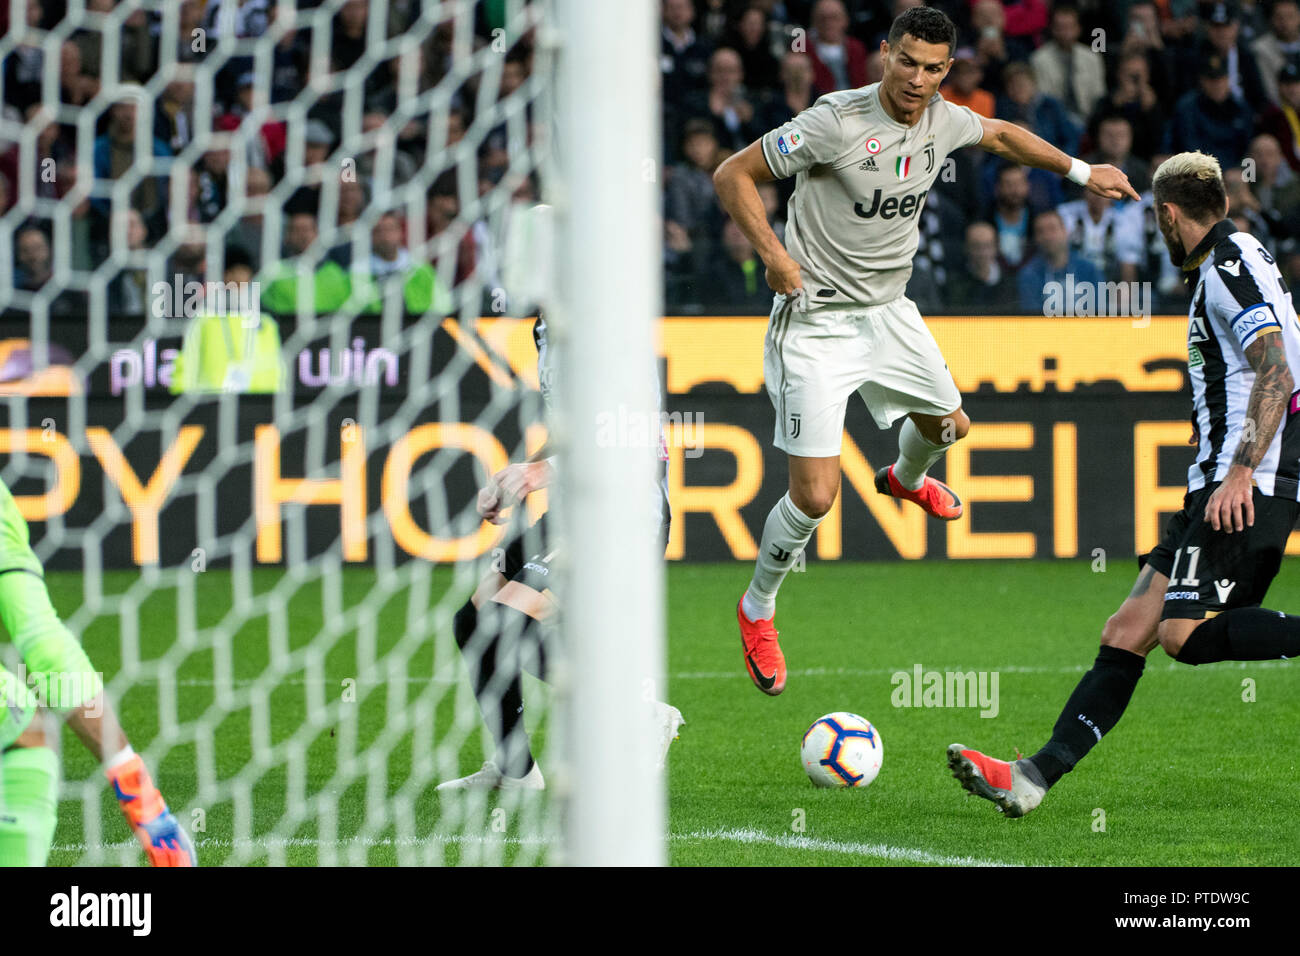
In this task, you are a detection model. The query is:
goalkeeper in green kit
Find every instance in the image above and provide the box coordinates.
[0,479,195,866]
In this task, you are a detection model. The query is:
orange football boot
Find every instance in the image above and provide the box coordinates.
[875,464,963,520]
[737,598,786,696]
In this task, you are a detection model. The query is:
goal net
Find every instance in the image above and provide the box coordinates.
[0,0,663,866]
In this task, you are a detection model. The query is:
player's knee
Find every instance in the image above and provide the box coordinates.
[453,600,478,650]
[1156,618,1194,659]
[790,486,836,519]
[944,411,970,442]
[1100,612,1150,653]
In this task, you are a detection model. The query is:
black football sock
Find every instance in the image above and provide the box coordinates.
[453,599,535,777]
[1176,607,1300,665]
[1028,645,1146,788]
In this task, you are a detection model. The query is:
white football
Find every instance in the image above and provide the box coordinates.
[800,712,883,788]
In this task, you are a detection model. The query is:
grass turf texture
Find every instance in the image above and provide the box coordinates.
[33,559,1300,866]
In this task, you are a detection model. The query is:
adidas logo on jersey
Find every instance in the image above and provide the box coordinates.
[859,157,880,172]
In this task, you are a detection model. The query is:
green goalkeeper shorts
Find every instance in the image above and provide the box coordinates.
[0,663,35,751]
[0,480,44,580]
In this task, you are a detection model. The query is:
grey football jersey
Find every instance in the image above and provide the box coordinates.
[760,84,983,306]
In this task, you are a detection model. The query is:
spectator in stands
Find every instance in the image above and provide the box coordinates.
[428,173,476,287]
[1259,60,1300,171]
[989,164,1035,267]
[228,166,270,270]
[34,119,71,202]
[92,88,172,231]
[332,0,369,73]
[1165,54,1254,167]
[353,210,445,314]
[1085,115,1151,194]
[997,61,1079,156]
[1243,133,1300,239]
[202,0,272,40]
[55,160,94,272]
[261,212,349,314]
[155,68,196,155]
[1028,3,1106,127]
[358,112,418,187]
[758,181,785,244]
[713,218,772,311]
[943,53,995,118]
[684,47,758,153]
[338,178,367,231]
[1119,1,1176,104]
[1017,209,1104,314]
[14,224,52,291]
[3,0,43,115]
[808,0,867,94]
[758,52,817,131]
[726,5,780,94]
[662,0,713,111]
[1088,51,1165,161]
[58,40,98,107]
[196,137,231,224]
[1225,165,1284,243]
[946,221,1019,314]
[176,0,208,65]
[1197,1,1270,109]
[969,0,1010,92]
[1253,0,1300,104]
[1057,191,1146,284]
[108,208,150,316]
[995,0,1052,62]
[666,118,724,291]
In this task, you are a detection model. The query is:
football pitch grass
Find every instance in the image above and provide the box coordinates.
[37,559,1300,866]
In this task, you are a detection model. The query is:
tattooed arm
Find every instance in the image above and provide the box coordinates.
[1205,330,1295,533]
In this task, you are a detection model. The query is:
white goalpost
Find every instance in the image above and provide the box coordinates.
[552,0,666,865]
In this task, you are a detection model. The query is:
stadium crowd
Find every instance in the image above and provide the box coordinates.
[0,0,470,321]
[661,0,1300,314]
[5,1,1300,320]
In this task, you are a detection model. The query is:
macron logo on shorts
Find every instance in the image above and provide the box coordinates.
[777,129,803,155]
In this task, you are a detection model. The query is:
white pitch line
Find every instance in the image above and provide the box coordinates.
[127,658,1296,690]
[51,829,1010,866]
[677,827,1013,867]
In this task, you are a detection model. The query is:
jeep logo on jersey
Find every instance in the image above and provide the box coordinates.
[853,188,929,220]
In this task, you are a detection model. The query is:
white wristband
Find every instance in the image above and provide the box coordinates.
[1066,157,1091,185]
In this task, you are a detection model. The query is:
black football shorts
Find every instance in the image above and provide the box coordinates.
[1140,483,1300,621]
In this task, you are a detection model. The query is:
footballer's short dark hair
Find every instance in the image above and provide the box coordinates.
[886,6,958,55]
[1152,152,1228,224]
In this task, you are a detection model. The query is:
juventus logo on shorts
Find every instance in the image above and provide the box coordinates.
[789,413,801,438]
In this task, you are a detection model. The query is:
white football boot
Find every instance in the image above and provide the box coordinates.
[436,760,545,791]
[947,743,1047,818]
[655,701,686,770]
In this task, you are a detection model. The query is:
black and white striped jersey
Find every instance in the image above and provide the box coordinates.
[1183,219,1300,498]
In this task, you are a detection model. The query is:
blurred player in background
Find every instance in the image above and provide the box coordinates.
[437,204,684,791]
[713,7,1137,696]
[951,152,1300,817]
[0,479,195,864]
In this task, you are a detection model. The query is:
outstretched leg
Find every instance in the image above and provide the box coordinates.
[949,564,1165,816]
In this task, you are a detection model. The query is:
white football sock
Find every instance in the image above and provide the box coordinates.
[743,493,822,621]
[892,418,951,490]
